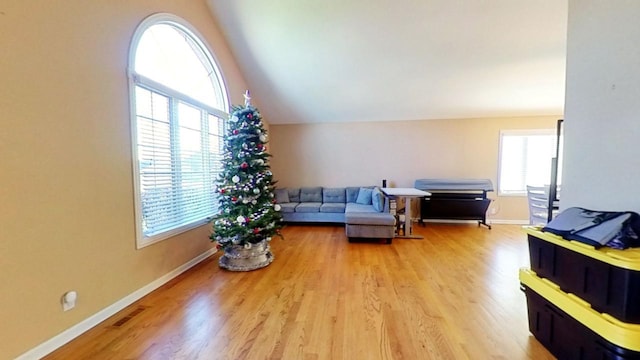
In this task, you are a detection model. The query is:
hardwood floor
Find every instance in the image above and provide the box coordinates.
[44,224,554,360]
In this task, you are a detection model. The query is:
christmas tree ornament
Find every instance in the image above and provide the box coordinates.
[243,89,251,106]
[232,175,240,183]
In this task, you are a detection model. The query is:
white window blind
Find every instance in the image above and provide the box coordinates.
[498,129,559,196]
[129,14,229,247]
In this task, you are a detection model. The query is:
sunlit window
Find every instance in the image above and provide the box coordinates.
[129,14,229,248]
[498,129,561,196]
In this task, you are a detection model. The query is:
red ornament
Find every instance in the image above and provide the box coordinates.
[253,228,260,234]
[240,162,248,169]
[231,197,237,202]
[233,129,239,135]
[220,189,226,194]
[247,113,253,119]
[257,143,264,150]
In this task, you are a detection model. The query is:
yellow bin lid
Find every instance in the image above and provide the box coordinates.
[524,226,640,271]
[520,268,640,352]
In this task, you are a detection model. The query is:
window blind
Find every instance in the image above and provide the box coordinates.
[135,85,225,240]
[498,129,557,195]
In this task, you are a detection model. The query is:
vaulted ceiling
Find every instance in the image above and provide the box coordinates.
[207,1,567,124]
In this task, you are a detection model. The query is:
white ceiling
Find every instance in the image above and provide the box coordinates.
[207,0,567,124]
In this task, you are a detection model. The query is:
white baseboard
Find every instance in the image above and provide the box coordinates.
[15,248,217,360]
[420,219,529,225]
[489,219,529,225]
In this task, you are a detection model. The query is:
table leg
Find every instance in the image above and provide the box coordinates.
[405,196,413,235]
[394,196,423,239]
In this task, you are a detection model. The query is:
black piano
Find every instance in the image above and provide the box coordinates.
[414,178,494,229]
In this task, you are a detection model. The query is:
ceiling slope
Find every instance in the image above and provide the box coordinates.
[207,0,567,124]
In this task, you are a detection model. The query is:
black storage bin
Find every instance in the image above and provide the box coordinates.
[527,227,640,323]
[520,269,640,359]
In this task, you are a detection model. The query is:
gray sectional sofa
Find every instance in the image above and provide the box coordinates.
[274,186,396,243]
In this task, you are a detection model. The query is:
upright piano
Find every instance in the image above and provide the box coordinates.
[414,178,494,229]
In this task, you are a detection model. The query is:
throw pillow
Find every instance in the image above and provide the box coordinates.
[372,187,384,212]
[346,187,361,203]
[356,187,373,205]
[274,189,290,203]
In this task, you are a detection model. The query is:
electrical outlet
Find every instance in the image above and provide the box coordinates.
[62,291,77,311]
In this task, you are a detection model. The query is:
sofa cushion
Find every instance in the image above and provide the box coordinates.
[274,189,290,203]
[288,188,301,203]
[322,187,346,203]
[346,203,378,213]
[345,212,395,226]
[300,187,323,202]
[320,203,346,213]
[295,202,322,212]
[346,187,360,203]
[279,202,298,213]
[371,187,384,212]
[356,188,373,205]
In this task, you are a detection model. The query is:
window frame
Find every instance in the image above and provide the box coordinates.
[128,13,229,248]
[497,128,557,197]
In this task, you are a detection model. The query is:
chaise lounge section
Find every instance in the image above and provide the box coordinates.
[274,186,396,243]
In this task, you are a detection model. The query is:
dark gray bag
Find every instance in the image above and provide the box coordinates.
[542,207,640,249]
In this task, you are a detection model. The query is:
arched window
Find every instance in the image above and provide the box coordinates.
[129,14,229,248]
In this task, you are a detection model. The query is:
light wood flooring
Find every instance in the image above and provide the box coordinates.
[44,223,554,360]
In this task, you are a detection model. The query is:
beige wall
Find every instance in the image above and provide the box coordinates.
[0,1,249,358]
[269,116,560,222]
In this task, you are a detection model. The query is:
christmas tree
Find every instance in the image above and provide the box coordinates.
[211,92,283,258]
